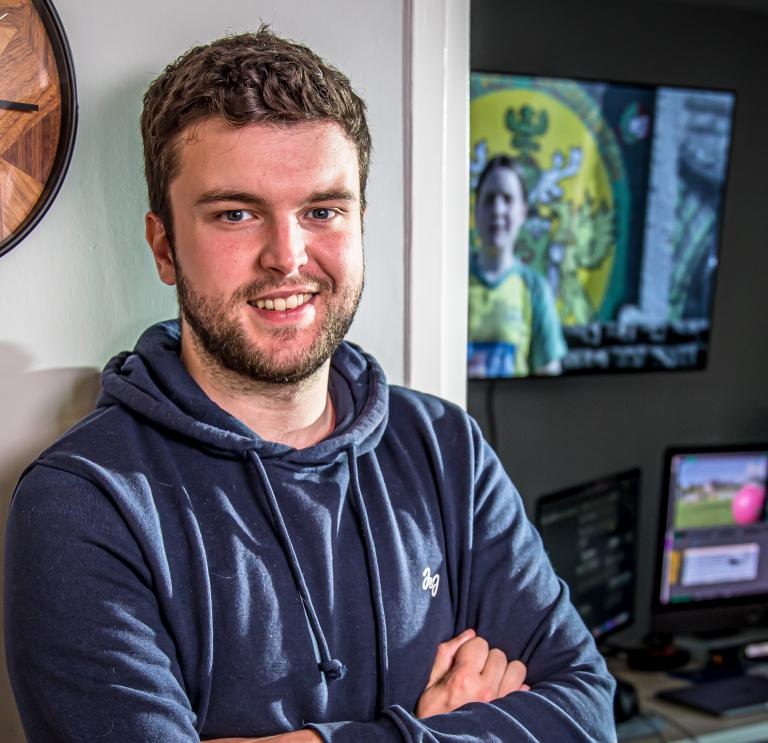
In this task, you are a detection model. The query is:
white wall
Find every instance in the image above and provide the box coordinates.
[0,1,406,738]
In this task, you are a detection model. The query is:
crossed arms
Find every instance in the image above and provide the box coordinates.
[212,629,530,742]
[5,421,616,741]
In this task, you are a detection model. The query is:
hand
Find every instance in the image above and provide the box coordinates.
[415,629,529,719]
[206,731,321,742]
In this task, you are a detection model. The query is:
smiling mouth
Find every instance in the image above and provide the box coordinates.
[248,293,314,311]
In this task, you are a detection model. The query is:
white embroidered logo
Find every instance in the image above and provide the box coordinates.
[422,567,440,597]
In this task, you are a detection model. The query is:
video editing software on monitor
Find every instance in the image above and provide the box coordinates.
[535,469,640,640]
[654,445,768,633]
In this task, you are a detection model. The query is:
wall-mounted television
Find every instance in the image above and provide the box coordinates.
[468,72,736,379]
[652,444,768,636]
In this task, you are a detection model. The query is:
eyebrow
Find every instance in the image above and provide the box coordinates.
[193,188,357,208]
[194,190,267,207]
[303,189,356,205]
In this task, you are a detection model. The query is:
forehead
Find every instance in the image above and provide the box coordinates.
[170,117,360,198]
[479,165,524,197]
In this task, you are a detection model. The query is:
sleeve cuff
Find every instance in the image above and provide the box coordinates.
[307,709,405,742]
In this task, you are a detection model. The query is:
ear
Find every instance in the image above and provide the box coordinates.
[145,212,176,286]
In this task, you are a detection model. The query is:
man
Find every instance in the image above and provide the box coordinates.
[4,28,615,742]
[468,156,567,377]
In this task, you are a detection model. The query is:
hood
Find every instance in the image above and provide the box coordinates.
[98,320,389,461]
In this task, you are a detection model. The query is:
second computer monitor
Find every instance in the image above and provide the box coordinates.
[653,444,768,635]
[535,469,640,641]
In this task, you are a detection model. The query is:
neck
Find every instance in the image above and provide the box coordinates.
[180,325,335,449]
[477,247,515,282]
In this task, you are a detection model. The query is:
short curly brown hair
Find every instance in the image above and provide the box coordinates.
[141,26,372,235]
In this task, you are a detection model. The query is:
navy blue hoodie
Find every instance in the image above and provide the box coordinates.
[5,320,615,741]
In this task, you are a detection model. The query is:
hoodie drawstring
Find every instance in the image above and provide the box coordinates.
[347,445,390,712]
[247,449,346,681]
[245,446,390,711]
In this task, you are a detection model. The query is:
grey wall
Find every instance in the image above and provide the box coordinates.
[468,0,768,641]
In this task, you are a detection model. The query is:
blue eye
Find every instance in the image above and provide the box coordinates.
[310,208,334,220]
[221,210,250,222]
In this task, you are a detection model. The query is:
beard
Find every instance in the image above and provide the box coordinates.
[175,263,363,386]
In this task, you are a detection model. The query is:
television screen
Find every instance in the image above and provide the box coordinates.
[535,469,640,641]
[657,446,768,611]
[468,72,736,379]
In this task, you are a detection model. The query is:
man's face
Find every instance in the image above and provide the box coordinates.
[475,165,528,260]
[149,118,364,384]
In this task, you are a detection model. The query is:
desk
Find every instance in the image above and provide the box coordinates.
[608,659,768,742]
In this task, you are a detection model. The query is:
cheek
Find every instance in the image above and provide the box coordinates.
[313,232,363,277]
[180,219,251,270]
[477,205,496,234]
[179,243,252,298]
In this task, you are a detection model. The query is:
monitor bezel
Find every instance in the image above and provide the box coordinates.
[651,443,768,636]
[535,467,642,642]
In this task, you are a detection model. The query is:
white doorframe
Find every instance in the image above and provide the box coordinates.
[403,0,470,408]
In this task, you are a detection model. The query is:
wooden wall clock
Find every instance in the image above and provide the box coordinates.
[0,0,77,257]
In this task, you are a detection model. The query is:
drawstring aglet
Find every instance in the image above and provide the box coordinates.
[319,658,347,680]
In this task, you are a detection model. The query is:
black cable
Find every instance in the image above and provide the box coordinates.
[485,378,498,451]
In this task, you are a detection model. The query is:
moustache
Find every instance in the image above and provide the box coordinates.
[231,275,336,303]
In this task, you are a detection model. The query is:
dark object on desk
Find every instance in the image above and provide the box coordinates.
[674,629,768,680]
[657,674,768,717]
[625,637,690,671]
[614,677,640,723]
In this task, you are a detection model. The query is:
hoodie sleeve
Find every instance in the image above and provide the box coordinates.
[4,464,200,743]
[308,418,616,743]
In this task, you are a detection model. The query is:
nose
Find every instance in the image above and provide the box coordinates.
[258,217,309,276]
[492,194,509,219]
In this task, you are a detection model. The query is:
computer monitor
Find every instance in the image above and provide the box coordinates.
[535,469,640,641]
[652,444,768,636]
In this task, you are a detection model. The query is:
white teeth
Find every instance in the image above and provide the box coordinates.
[253,293,313,311]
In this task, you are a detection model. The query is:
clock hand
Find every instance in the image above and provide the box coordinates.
[0,100,40,112]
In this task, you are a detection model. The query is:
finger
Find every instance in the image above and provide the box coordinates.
[479,648,508,698]
[499,660,528,697]
[453,636,490,674]
[426,629,477,686]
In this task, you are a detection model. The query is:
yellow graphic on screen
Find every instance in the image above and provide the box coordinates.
[470,84,617,325]
[667,549,682,588]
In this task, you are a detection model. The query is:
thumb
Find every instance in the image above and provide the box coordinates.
[426,629,476,686]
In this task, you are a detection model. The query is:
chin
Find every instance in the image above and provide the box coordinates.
[253,335,331,371]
